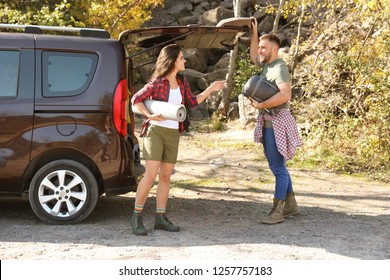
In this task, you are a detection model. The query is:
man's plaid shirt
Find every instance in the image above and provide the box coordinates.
[254,109,302,161]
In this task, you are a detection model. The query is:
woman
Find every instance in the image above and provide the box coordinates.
[130,44,226,236]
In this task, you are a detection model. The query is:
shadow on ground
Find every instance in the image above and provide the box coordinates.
[0,185,389,260]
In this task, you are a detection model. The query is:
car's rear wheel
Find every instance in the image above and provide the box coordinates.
[29,160,98,224]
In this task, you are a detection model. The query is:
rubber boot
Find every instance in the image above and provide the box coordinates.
[154,213,180,232]
[283,192,301,217]
[130,212,147,236]
[261,198,285,225]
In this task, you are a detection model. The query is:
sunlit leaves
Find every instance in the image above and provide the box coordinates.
[0,0,163,37]
[81,0,163,37]
[291,0,390,180]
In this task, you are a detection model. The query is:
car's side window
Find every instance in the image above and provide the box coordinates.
[0,50,19,98]
[42,52,98,97]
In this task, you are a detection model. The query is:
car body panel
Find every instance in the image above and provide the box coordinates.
[0,35,35,194]
[0,30,138,198]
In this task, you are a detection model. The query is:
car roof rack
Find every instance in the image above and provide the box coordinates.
[0,23,110,39]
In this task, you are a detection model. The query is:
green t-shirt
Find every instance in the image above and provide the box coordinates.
[256,57,290,110]
[257,57,290,85]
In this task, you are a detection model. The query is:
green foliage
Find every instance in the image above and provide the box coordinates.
[231,46,259,101]
[0,0,163,37]
[189,113,227,133]
[76,0,164,37]
[0,0,79,26]
[210,112,227,132]
[290,0,390,181]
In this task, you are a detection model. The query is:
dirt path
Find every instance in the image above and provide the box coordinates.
[0,120,389,260]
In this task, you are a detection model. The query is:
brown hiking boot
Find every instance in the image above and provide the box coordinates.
[130,212,147,236]
[283,192,301,217]
[261,198,285,225]
[154,214,180,232]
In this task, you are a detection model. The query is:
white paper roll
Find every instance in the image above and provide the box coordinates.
[132,100,187,122]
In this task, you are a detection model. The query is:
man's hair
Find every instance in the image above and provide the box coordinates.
[259,33,281,48]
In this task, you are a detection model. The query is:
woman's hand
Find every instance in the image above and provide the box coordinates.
[148,113,165,121]
[197,80,227,104]
[133,102,165,121]
[209,80,227,92]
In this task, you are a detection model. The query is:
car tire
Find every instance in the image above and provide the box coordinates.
[29,159,99,224]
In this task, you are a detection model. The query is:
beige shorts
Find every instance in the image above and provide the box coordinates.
[142,124,180,164]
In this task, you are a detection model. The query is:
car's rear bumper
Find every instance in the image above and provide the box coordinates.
[93,137,140,196]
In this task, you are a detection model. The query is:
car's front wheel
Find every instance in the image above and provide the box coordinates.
[29,160,98,224]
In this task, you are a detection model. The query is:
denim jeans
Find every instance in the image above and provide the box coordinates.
[263,127,293,200]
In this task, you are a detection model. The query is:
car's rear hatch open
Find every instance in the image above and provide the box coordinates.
[119,17,252,139]
[119,17,252,67]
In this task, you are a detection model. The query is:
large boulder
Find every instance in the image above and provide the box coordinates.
[178,15,198,26]
[258,15,274,34]
[212,53,230,70]
[198,6,234,26]
[169,3,193,20]
[238,94,257,125]
[206,69,228,82]
[183,49,208,72]
[192,2,211,18]
[182,69,206,91]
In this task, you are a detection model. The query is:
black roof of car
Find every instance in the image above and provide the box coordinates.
[0,23,110,38]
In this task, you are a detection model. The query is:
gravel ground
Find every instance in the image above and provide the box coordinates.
[1,121,389,261]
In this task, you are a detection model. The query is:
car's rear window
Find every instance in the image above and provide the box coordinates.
[0,50,19,98]
[42,52,98,97]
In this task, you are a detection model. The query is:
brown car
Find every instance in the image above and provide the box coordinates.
[0,18,250,224]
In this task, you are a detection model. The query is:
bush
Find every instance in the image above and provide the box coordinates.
[231,46,259,101]
[290,0,390,182]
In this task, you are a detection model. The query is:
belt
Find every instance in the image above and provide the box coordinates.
[258,103,289,116]
[258,108,284,116]
[264,120,273,128]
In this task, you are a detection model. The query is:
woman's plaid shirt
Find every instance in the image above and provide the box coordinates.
[131,75,198,132]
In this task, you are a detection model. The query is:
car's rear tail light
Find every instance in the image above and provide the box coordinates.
[113,79,128,138]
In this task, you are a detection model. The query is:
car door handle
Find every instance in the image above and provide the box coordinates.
[0,157,6,167]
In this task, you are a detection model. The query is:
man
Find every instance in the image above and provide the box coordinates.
[249,17,302,224]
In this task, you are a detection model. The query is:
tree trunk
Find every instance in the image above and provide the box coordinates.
[273,0,286,34]
[221,0,241,116]
[291,1,306,78]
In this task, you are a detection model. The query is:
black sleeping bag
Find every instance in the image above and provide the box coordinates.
[242,75,279,102]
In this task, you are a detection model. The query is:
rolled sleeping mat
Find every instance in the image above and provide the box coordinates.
[132,99,187,122]
[242,75,279,102]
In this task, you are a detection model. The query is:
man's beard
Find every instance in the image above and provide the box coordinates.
[259,53,271,63]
